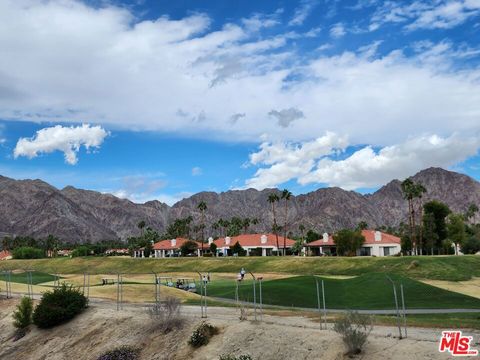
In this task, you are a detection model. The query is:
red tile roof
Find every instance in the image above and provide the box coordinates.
[306,230,400,247]
[214,233,296,248]
[0,250,12,260]
[153,238,203,250]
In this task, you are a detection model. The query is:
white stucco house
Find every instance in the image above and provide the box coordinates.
[304,230,401,256]
[213,233,296,256]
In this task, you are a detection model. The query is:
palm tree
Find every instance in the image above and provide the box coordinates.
[281,189,292,256]
[1,236,11,251]
[212,221,220,237]
[268,192,280,255]
[197,201,207,253]
[137,220,146,237]
[466,204,479,224]
[413,183,427,255]
[242,218,251,234]
[299,224,306,243]
[401,179,417,255]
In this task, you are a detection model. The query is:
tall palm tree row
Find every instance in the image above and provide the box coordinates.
[401,179,427,255]
[281,189,292,256]
[268,192,280,255]
[197,201,207,253]
[137,220,146,237]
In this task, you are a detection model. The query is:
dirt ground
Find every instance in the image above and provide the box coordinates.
[1,297,474,360]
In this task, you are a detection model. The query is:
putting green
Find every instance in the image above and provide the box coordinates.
[206,273,480,310]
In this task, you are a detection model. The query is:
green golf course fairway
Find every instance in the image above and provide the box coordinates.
[0,271,58,285]
[206,273,480,310]
[3,255,480,281]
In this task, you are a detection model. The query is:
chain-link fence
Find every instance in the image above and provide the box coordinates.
[2,269,480,335]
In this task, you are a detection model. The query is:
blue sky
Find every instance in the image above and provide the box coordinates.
[0,0,479,204]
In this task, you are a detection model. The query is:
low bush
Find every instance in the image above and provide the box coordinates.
[188,322,219,348]
[333,311,373,356]
[219,354,253,360]
[12,246,44,259]
[97,345,141,360]
[33,284,88,328]
[13,297,33,329]
[147,296,185,333]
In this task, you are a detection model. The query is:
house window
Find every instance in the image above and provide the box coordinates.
[359,247,371,256]
[383,247,395,256]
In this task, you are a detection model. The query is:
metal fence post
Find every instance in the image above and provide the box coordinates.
[322,280,327,329]
[8,270,12,298]
[250,272,257,321]
[400,283,407,338]
[120,274,123,310]
[258,277,263,321]
[197,272,205,318]
[385,275,402,339]
[86,273,90,299]
[316,279,322,330]
[153,273,158,303]
[116,273,120,311]
[27,270,33,299]
[204,279,208,318]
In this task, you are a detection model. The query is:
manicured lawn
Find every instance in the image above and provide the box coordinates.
[0,270,59,285]
[2,255,480,281]
[206,273,480,310]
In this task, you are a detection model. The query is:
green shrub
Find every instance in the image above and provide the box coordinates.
[461,237,480,254]
[12,246,44,259]
[180,240,198,256]
[333,311,373,355]
[219,354,253,360]
[230,241,247,256]
[13,297,33,329]
[97,346,140,360]
[33,284,88,328]
[188,322,219,347]
[71,245,91,257]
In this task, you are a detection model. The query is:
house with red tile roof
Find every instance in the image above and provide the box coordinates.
[154,238,204,258]
[304,230,401,257]
[0,250,12,260]
[133,238,204,258]
[213,233,296,256]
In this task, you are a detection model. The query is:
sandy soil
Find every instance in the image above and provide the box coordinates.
[1,297,472,360]
[421,278,480,299]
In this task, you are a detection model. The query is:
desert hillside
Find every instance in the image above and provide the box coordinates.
[1,167,479,242]
[0,298,460,360]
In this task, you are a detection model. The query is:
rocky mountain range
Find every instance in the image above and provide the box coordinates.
[0,167,479,243]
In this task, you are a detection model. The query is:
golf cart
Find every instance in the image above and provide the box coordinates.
[175,277,197,293]
[156,276,174,287]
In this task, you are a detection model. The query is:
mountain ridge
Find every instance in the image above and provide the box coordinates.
[0,167,478,242]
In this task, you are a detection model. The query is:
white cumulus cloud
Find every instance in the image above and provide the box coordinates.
[0,1,479,149]
[245,133,480,190]
[14,124,108,165]
[245,132,349,189]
